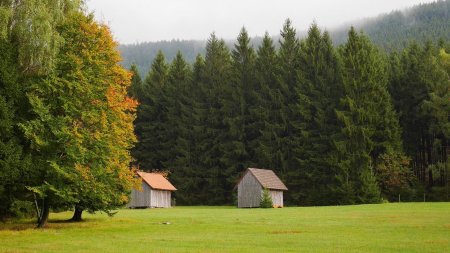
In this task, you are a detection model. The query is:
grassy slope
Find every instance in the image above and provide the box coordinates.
[0,203,449,253]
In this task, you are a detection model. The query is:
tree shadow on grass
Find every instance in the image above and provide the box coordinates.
[0,220,36,231]
[0,218,100,231]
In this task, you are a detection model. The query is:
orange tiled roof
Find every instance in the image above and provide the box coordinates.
[137,171,177,191]
[247,168,288,191]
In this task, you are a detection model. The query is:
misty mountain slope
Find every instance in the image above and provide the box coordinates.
[331,0,450,51]
[120,0,450,75]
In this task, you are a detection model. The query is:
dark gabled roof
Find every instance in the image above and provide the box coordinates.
[137,171,177,191]
[240,168,288,191]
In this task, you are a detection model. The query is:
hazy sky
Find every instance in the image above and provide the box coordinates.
[86,0,437,44]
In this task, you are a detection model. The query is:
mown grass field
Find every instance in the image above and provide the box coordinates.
[0,203,449,253]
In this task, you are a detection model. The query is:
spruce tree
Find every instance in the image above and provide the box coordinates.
[164,51,193,196]
[129,63,143,99]
[249,32,282,169]
[337,27,401,203]
[182,54,207,204]
[196,34,232,204]
[170,54,206,205]
[132,51,169,170]
[252,33,282,171]
[293,24,345,205]
[277,19,302,203]
[165,51,192,167]
[218,27,256,202]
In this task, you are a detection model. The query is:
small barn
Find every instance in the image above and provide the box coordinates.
[236,168,288,208]
[128,171,177,208]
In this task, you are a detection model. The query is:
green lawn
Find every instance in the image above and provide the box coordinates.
[0,203,449,253]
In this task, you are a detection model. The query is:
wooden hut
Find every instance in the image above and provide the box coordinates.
[236,168,288,208]
[128,171,177,208]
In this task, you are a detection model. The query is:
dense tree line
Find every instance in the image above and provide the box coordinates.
[0,0,137,227]
[132,20,449,206]
[389,42,450,200]
[120,1,450,77]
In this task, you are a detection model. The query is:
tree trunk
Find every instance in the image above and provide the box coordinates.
[70,206,83,222]
[427,137,433,187]
[36,199,49,228]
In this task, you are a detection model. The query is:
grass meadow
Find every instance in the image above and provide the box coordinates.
[0,203,449,252]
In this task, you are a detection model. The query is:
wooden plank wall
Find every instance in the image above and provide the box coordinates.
[237,172,263,208]
[128,181,152,208]
[150,190,171,208]
[270,190,284,207]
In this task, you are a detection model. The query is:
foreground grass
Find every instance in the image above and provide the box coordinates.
[0,203,449,253]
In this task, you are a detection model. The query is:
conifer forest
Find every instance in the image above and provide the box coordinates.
[0,0,449,228]
[131,21,449,206]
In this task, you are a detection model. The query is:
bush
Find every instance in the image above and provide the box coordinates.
[9,200,35,219]
[375,152,415,201]
[427,186,450,201]
[260,188,273,208]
